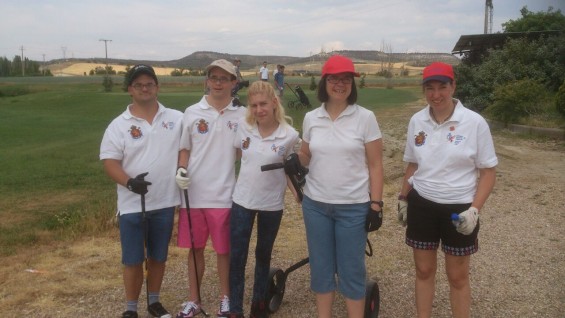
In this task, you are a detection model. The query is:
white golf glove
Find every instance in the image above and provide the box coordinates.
[175,167,190,190]
[397,200,408,227]
[456,207,479,235]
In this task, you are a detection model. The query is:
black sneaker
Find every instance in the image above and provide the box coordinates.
[122,311,138,318]
[148,302,172,318]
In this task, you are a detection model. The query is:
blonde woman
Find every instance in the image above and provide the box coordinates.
[229,81,299,318]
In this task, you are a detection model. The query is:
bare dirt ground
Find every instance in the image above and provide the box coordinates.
[1,102,564,317]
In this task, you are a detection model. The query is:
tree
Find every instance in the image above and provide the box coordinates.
[503,6,565,32]
[457,7,565,112]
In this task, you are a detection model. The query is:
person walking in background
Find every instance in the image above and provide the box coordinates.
[229,81,300,318]
[174,59,246,318]
[258,61,269,81]
[100,64,182,318]
[274,65,285,98]
[231,58,243,98]
[297,55,384,318]
[397,62,497,318]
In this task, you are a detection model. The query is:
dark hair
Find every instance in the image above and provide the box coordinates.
[317,75,358,105]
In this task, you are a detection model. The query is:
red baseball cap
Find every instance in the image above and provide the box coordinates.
[422,62,454,84]
[322,55,360,77]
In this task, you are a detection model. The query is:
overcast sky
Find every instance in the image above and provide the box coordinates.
[1,0,563,62]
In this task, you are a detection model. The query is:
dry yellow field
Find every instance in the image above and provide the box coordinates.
[48,62,177,77]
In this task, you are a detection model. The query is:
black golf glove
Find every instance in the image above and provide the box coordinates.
[126,172,151,195]
[365,208,383,232]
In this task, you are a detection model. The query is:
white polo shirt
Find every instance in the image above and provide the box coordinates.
[180,96,246,208]
[302,104,382,204]
[403,100,498,204]
[232,122,300,211]
[100,103,183,214]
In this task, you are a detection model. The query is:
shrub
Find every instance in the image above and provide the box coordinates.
[359,74,366,89]
[102,75,113,92]
[556,80,565,116]
[309,76,317,91]
[486,79,548,124]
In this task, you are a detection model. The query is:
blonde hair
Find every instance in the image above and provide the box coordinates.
[245,81,293,126]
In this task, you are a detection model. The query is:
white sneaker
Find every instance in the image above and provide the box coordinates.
[176,301,201,318]
[217,295,230,317]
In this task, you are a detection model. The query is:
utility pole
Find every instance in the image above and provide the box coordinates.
[99,39,112,75]
[20,46,25,76]
[42,54,46,76]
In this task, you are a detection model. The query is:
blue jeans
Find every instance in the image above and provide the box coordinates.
[302,195,368,300]
[229,203,283,314]
[119,207,175,265]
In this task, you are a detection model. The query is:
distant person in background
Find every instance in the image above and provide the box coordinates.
[100,64,182,318]
[232,58,245,103]
[175,59,246,318]
[259,61,269,81]
[274,65,285,98]
[229,81,299,318]
[297,55,384,318]
[398,61,497,318]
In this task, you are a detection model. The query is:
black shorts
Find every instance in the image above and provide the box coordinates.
[405,190,479,256]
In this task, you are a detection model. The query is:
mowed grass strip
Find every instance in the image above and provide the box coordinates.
[0,77,420,256]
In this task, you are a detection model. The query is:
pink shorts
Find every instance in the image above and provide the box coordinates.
[177,208,230,254]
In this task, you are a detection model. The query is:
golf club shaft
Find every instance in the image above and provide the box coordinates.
[141,193,149,307]
[183,188,209,316]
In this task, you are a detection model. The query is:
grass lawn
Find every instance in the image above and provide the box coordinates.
[0,76,421,256]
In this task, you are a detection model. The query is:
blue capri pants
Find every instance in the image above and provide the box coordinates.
[302,195,368,300]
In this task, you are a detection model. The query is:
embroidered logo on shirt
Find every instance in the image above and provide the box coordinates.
[242,137,251,150]
[197,119,209,134]
[227,121,239,132]
[447,132,465,145]
[414,131,427,147]
[162,121,175,130]
[271,144,286,156]
[129,125,143,139]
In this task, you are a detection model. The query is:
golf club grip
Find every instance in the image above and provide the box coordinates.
[261,162,284,171]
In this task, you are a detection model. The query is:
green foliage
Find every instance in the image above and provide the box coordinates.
[102,75,113,92]
[309,76,317,91]
[556,80,565,116]
[457,33,565,111]
[376,69,393,78]
[457,7,565,114]
[486,79,549,124]
[0,55,43,76]
[359,74,366,89]
[503,6,565,32]
[122,65,132,92]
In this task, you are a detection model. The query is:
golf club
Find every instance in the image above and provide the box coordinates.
[141,191,150,310]
[182,182,209,317]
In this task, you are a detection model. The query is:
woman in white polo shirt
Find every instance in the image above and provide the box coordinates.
[297,55,384,318]
[397,62,497,317]
[229,81,300,318]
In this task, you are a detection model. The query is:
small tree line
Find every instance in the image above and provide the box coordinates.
[0,56,52,76]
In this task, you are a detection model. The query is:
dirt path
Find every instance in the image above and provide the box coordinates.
[1,103,564,317]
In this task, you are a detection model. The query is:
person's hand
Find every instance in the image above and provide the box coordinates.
[126,172,151,195]
[365,207,383,232]
[175,167,190,190]
[397,200,408,227]
[456,207,479,235]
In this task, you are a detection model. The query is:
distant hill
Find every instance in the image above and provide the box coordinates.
[46,50,459,71]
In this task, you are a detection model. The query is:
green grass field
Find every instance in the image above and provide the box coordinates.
[0,76,421,256]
